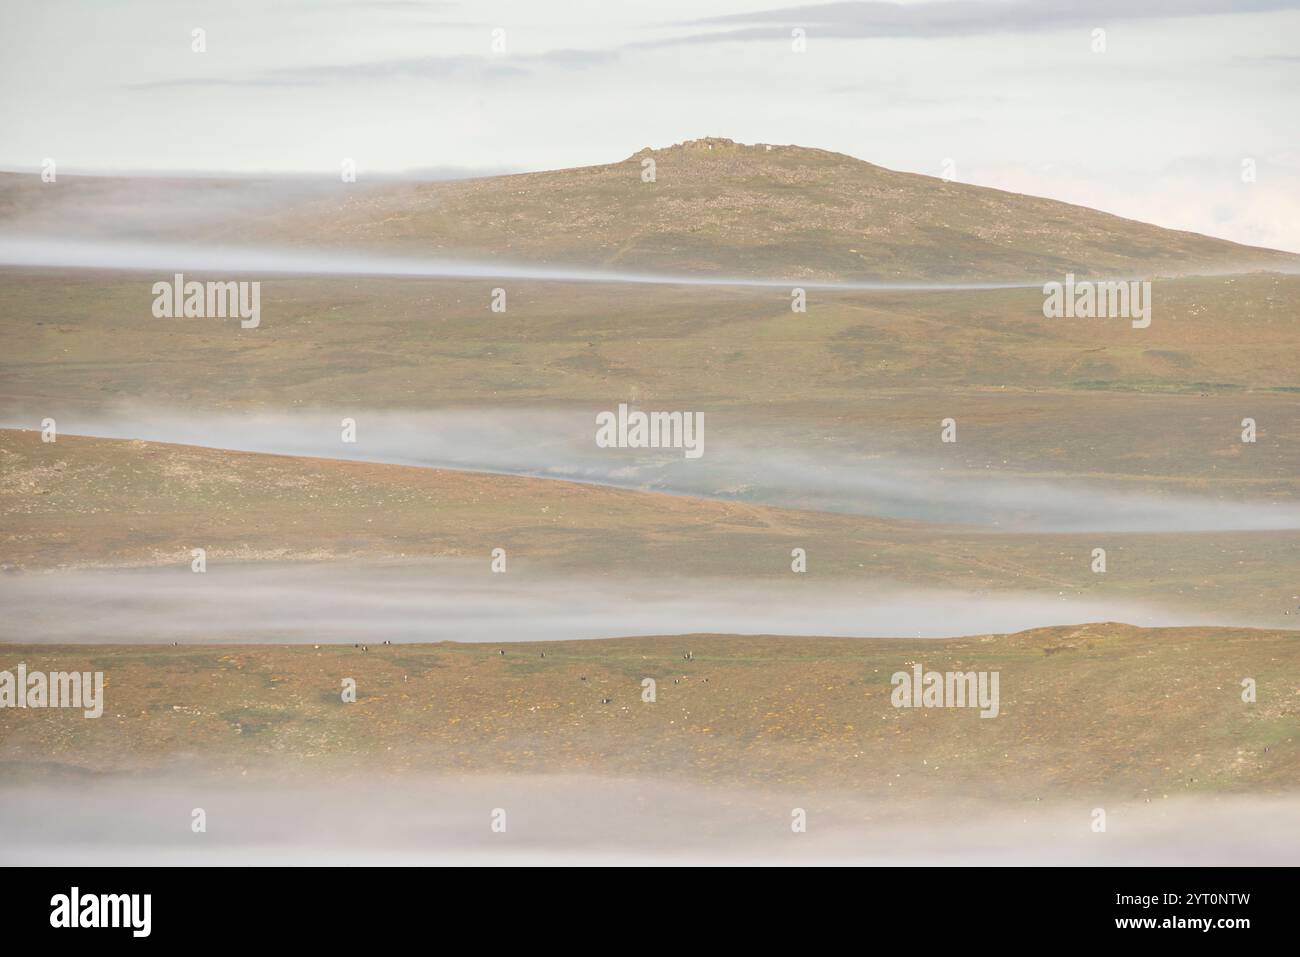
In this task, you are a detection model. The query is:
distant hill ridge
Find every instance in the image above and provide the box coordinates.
[243,136,1297,281]
[2,138,1297,282]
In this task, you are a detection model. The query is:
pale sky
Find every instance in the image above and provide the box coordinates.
[3,0,1299,251]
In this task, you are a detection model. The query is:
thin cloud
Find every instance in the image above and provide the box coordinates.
[130,48,618,91]
[656,0,1300,45]
[129,77,316,90]
[129,2,1296,90]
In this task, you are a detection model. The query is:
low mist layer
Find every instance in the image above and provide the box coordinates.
[0,236,1040,290]
[2,774,1296,866]
[9,406,1297,533]
[0,561,1214,644]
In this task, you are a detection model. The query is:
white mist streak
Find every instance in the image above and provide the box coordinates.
[0,236,1038,290]
[0,561,1230,645]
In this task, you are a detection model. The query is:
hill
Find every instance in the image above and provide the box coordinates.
[4,139,1298,282]
[238,137,1300,281]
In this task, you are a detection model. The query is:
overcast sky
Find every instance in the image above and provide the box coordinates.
[3,0,1299,251]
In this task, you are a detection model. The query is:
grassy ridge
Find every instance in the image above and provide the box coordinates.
[2,624,1296,801]
[4,273,1299,404]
